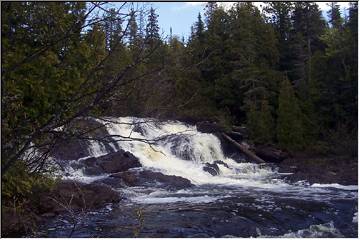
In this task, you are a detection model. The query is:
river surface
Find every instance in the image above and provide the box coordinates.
[35,117,358,237]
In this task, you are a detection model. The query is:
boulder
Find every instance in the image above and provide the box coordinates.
[78,150,141,175]
[97,150,141,173]
[254,145,289,163]
[110,170,193,190]
[37,180,121,215]
[50,117,120,161]
[203,163,220,176]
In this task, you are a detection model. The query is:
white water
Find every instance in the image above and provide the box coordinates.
[93,116,283,188]
[39,116,358,237]
[60,116,357,194]
[261,221,344,238]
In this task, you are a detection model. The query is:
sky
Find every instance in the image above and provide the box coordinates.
[146,2,353,40]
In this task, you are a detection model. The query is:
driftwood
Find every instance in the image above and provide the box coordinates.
[222,133,265,164]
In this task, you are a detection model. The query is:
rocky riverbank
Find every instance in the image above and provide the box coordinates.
[278,153,358,185]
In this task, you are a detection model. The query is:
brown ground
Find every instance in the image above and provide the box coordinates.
[278,152,358,185]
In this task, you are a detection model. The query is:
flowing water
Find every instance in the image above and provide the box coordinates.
[39,117,358,237]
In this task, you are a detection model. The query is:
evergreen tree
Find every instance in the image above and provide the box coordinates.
[264,2,293,72]
[276,77,304,151]
[327,2,343,29]
[128,9,138,47]
[145,7,160,48]
[204,1,218,26]
[103,8,123,51]
[195,12,204,41]
[247,99,274,144]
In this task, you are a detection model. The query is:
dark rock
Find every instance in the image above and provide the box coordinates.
[254,145,289,163]
[111,170,193,190]
[77,150,141,175]
[38,180,121,215]
[83,166,103,175]
[214,160,230,169]
[132,124,146,135]
[52,138,91,161]
[49,117,120,161]
[203,163,220,176]
[93,177,127,189]
[1,180,122,237]
[196,121,225,134]
[278,154,358,185]
[96,150,141,173]
[165,135,194,161]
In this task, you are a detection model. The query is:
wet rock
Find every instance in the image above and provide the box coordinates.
[93,177,128,189]
[110,170,193,190]
[278,154,358,185]
[132,124,146,135]
[203,163,220,176]
[50,117,120,161]
[214,160,230,169]
[78,150,141,175]
[52,138,91,161]
[96,150,141,173]
[166,135,194,161]
[1,180,121,237]
[254,145,289,163]
[38,180,121,215]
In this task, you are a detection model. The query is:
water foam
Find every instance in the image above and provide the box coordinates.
[95,117,286,188]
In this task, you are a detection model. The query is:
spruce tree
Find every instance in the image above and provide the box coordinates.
[195,12,204,41]
[145,7,160,48]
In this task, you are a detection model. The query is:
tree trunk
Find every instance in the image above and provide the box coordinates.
[222,133,265,164]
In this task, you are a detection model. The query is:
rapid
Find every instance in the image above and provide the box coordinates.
[39,117,358,237]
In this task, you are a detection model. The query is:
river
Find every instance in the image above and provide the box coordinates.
[34,117,358,237]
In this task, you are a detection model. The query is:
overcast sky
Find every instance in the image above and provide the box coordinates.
[149,2,352,40]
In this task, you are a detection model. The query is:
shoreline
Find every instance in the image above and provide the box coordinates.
[278,153,358,185]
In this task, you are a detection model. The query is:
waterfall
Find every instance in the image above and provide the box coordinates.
[92,117,280,187]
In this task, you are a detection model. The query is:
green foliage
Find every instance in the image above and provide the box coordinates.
[1,1,358,187]
[2,161,56,203]
[247,99,275,144]
[276,77,305,151]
